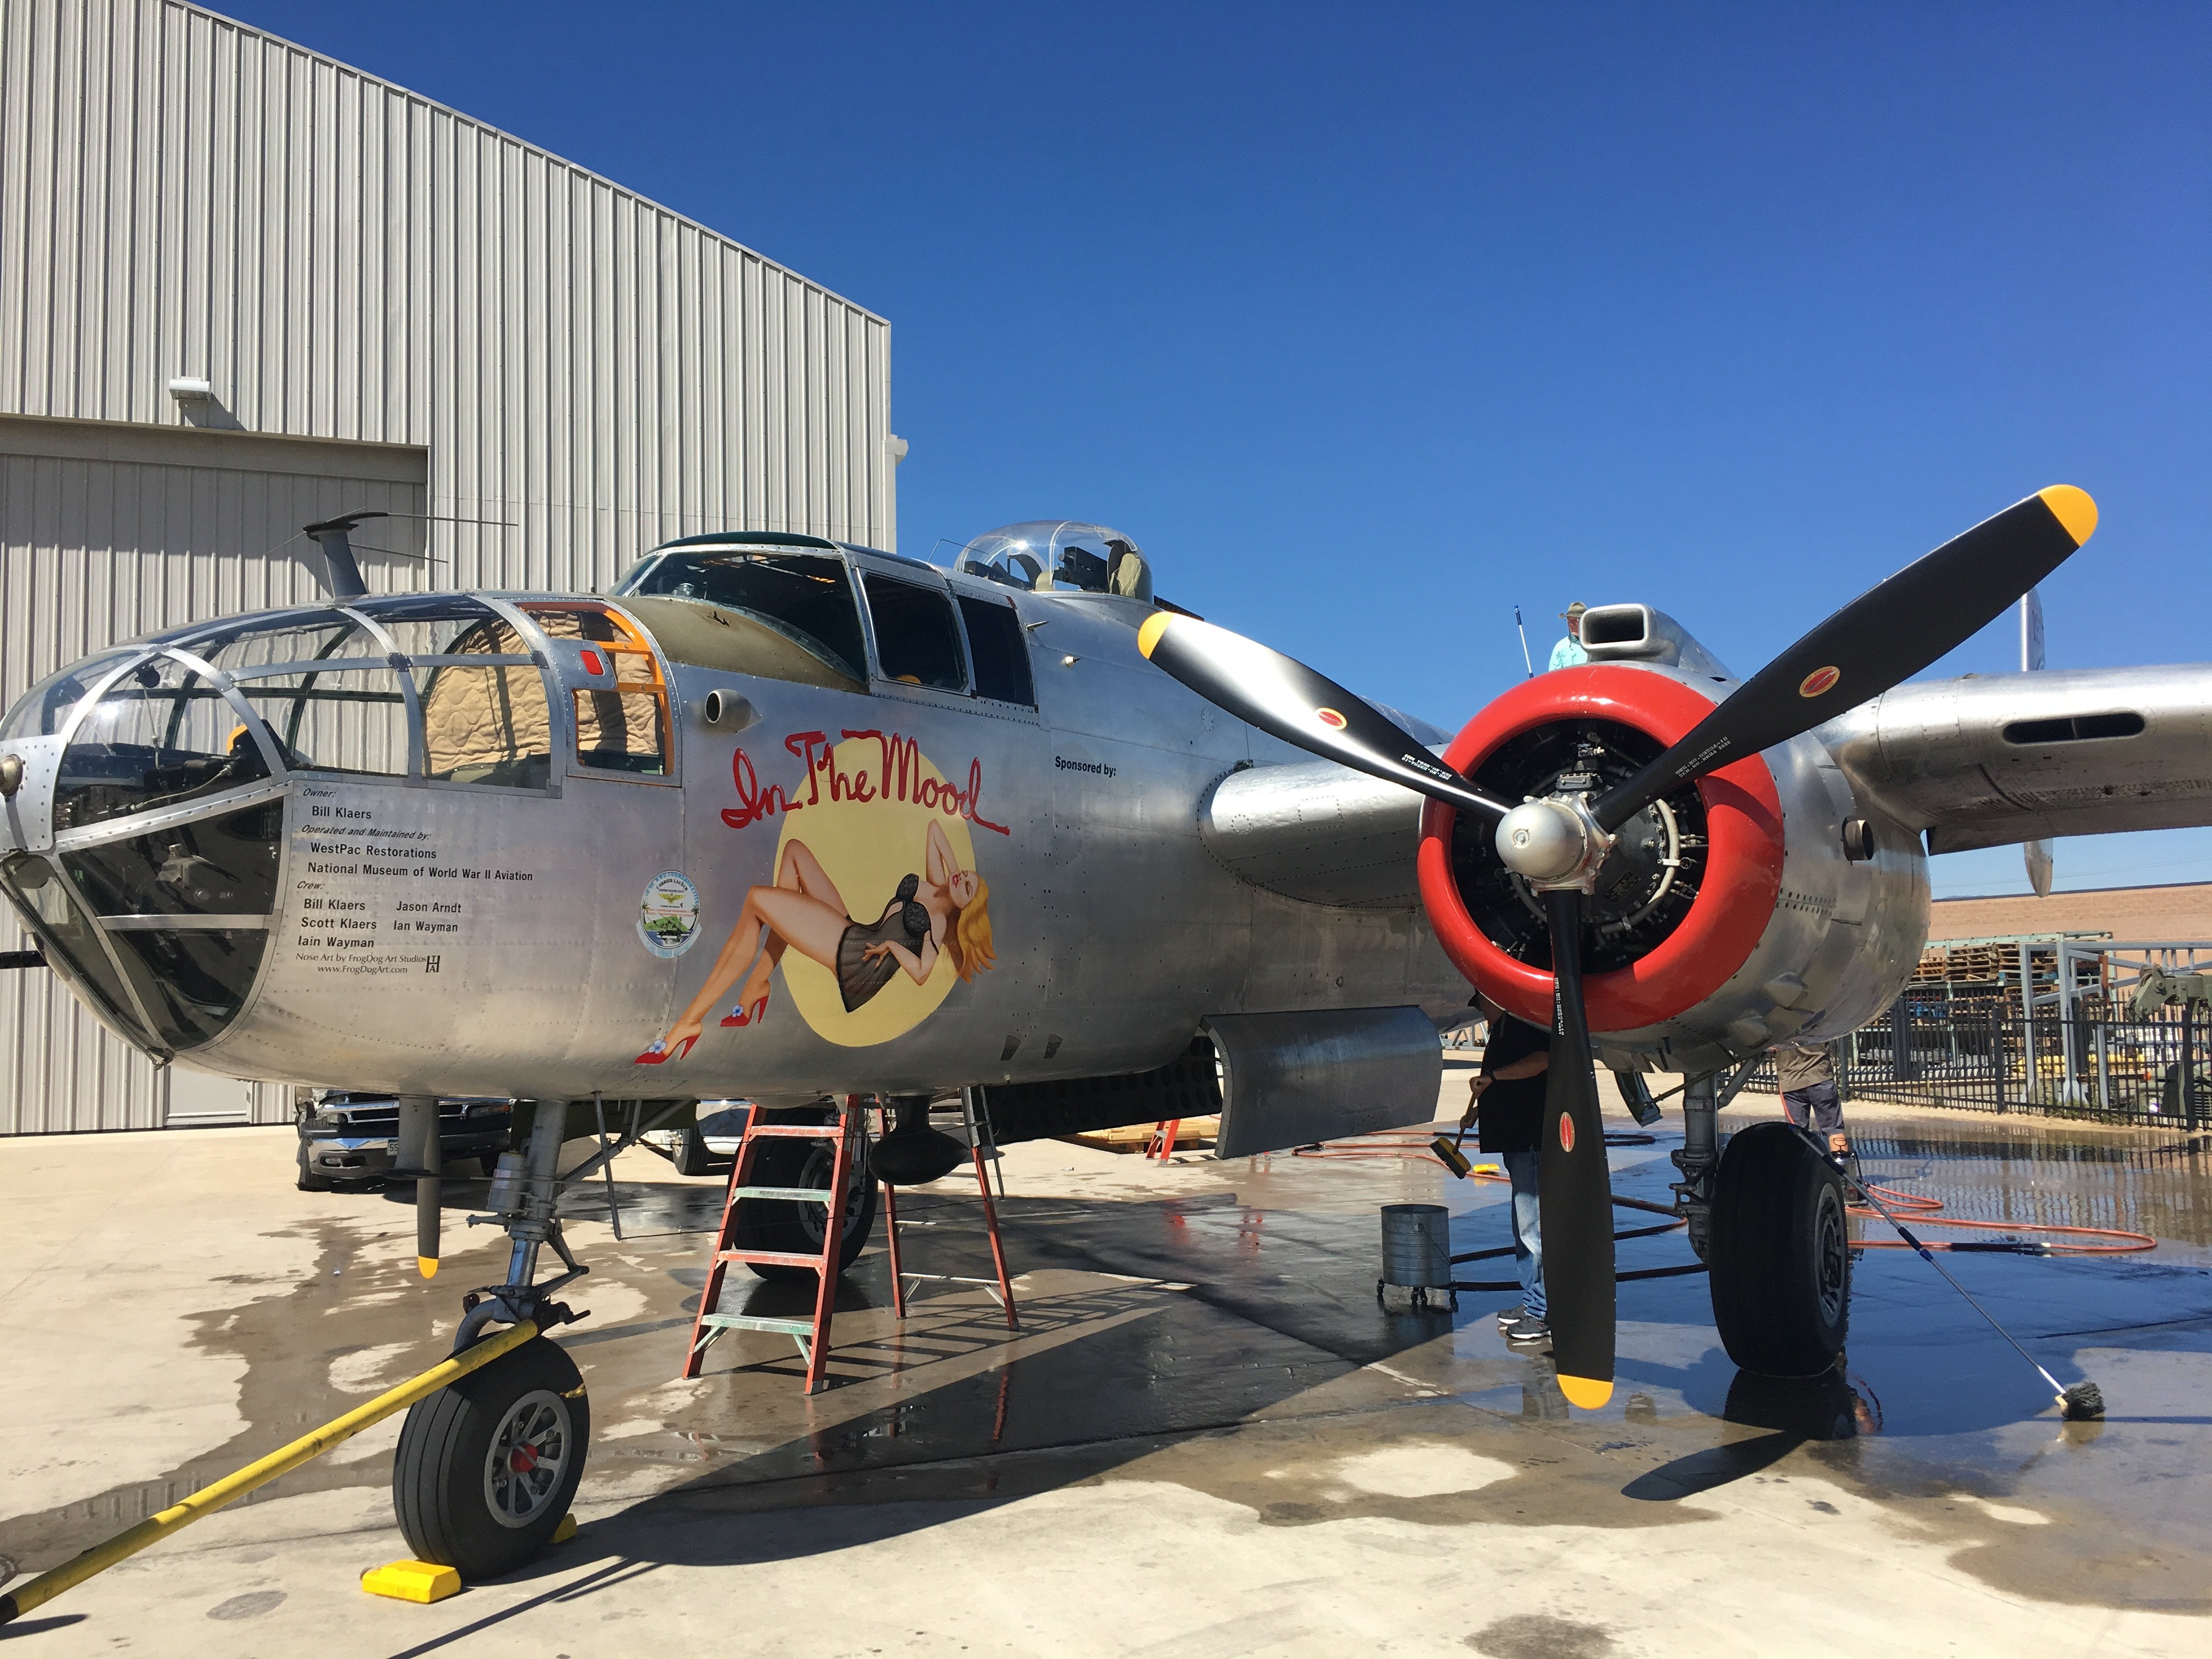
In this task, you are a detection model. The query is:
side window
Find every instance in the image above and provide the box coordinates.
[381,605,554,791]
[864,574,967,692]
[522,605,670,776]
[958,595,1036,707]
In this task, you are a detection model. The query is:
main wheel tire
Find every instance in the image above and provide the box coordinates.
[674,1125,713,1177]
[736,1108,876,1282]
[1709,1122,1851,1377]
[393,1335,589,1578]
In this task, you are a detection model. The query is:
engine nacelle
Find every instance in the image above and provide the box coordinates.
[1417,661,1928,1074]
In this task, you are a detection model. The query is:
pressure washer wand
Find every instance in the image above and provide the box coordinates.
[1846,1170,2103,1420]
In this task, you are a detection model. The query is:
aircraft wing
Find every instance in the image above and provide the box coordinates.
[1826,664,2212,854]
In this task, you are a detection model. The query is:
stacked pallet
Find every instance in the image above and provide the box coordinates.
[1915,942,2015,984]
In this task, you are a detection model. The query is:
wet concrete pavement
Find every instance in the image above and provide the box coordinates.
[3,1077,2210,1657]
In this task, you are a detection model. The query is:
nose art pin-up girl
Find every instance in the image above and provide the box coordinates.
[636,818,994,1063]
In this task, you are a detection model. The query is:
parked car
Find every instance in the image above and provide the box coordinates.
[296,1092,515,1190]
[648,1101,753,1177]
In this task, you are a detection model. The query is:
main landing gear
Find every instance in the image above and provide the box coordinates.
[1674,1073,1851,1378]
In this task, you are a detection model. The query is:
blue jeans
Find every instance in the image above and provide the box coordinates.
[1782,1081,1844,1135]
[1503,1149,1545,1321]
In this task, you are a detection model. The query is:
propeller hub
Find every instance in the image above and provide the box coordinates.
[1495,797,1604,886]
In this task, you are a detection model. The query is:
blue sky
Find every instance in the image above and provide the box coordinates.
[222,2,2211,898]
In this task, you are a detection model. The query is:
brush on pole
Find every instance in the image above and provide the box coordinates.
[1514,607,1534,679]
[1847,1169,2103,1420]
[1431,1124,1474,1179]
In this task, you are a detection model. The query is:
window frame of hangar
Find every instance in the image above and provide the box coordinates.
[513,600,681,786]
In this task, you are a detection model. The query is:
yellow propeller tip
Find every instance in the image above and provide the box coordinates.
[417,1256,439,1279]
[1137,611,1173,659]
[1557,1374,1613,1410]
[2038,484,2097,547]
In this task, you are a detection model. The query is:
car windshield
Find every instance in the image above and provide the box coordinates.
[617,550,867,683]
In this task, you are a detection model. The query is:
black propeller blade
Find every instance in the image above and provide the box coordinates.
[1539,888,1614,1408]
[1137,612,1514,821]
[1593,486,2097,833]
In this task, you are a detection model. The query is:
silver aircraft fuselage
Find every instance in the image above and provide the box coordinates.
[10,540,2212,1115]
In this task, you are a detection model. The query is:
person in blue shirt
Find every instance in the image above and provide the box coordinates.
[1548,602,1588,670]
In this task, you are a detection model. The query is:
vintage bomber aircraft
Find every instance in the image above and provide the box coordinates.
[3,488,2204,1576]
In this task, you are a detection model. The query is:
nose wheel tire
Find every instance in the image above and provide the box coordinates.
[393,1335,589,1578]
[1709,1122,1852,1377]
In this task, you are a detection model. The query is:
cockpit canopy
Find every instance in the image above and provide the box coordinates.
[955,522,1152,603]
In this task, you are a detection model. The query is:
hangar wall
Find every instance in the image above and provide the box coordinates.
[0,0,898,1132]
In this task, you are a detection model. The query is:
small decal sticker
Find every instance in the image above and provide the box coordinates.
[1798,665,1841,698]
[1316,707,1348,729]
[1558,1111,1576,1154]
[637,870,702,958]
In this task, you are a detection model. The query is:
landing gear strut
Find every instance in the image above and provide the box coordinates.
[1675,1068,1850,1379]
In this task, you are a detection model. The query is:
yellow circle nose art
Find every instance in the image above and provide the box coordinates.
[772,735,984,1048]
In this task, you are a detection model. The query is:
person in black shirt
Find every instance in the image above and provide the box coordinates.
[1460,992,1552,1350]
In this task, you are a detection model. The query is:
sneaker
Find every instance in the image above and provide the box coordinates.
[1505,1315,1551,1351]
[1497,1307,1524,1332]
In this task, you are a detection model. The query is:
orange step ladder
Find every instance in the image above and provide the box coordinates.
[879,1091,1019,1328]
[682,1097,861,1395]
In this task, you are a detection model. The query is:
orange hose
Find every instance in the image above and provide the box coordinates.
[1848,1181,2154,1254]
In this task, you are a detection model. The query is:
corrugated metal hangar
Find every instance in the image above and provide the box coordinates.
[1,0,899,1133]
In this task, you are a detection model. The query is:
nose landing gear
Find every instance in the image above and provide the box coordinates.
[390,1097,601,1580]
[394,1336,590,1577]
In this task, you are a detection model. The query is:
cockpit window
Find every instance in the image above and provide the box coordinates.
[191,612,366,674]
[522,605,670,775]
[955,521,1152,602]
[0,851,143,1037]
[235,668,411,777]
[55,655,273,831]
[359,594,506,661]
[865,574,967,691]
[411,615,552,787]
[106,927,272,1050]
[958,596,1036,706]
[616,551,867,684]
[2,651,138,742]
[60,800,284,918]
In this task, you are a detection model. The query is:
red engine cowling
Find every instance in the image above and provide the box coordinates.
[1416,664,1787,1036]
